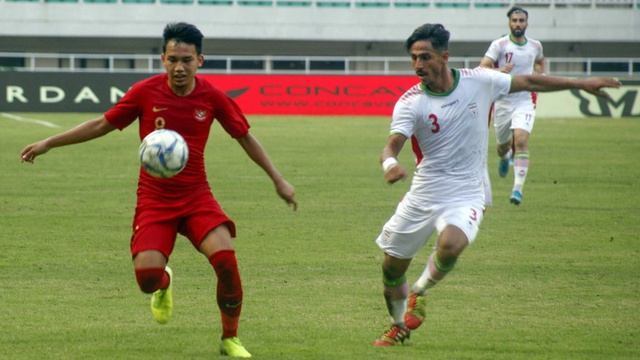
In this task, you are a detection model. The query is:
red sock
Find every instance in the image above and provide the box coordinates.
[135,267,170,294]
[209,250,243,339]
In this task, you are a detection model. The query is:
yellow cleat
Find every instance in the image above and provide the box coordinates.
[150,266,173,324]
[220,337,252,358]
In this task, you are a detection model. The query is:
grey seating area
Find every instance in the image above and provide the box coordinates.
[0,0,638,75]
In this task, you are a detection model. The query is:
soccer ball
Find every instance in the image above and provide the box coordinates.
[138,129,189,178]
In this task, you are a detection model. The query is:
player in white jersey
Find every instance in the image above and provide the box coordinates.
[480,6,546,205]
[373,23,620,347]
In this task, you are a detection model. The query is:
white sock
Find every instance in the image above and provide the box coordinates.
[383,277,409,326]
[412,253,451,295]
[513,151,530,192]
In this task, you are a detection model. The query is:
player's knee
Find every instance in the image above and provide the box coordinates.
[437,239,467,259]
[381,255,410,280]
[514,140,528,152]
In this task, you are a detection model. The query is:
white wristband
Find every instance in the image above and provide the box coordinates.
[382,157,398,173]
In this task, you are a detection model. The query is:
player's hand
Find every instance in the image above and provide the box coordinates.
[384,164,408,184]
[501,63,514,73]
[275,178,297,211]
[581,77,622,100]
[20,141,50,163]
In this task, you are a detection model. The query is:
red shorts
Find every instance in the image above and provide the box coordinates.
[130,188,236,259]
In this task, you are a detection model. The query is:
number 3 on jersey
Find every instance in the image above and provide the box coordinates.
[428,114,440,134]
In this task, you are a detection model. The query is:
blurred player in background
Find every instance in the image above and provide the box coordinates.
[373,22,619,346]
[20,22,297,358]
[479,6,546,205]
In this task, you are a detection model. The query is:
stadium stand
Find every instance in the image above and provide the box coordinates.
[316,0,351,6]
[0,0,638,74]
[393,0,430,7]
[434,0,470,8]
[3,0,634,5]
[355,0,391,8]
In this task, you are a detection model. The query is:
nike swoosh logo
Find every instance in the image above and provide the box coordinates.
[153,107,168,112]
[225,88,249,99]
[225,302,242,308]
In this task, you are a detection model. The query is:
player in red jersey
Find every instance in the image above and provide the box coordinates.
[20,22,297,358]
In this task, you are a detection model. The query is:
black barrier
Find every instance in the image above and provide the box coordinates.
[1,72,151,113]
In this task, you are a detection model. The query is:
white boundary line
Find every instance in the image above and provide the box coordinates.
[1,113,61,128]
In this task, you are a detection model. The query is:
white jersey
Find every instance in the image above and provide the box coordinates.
[484,34,543,110]
[391,68,512,204]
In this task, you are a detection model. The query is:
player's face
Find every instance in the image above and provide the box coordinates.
[409,40,449,90]
[162,40,204,95]
[509,13,528,38]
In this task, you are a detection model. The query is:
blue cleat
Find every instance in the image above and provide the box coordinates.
[498,158,509,178]
[510,190,522,205]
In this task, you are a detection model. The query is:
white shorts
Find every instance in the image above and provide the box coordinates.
[375,195,485,259]
[494,109,536,145]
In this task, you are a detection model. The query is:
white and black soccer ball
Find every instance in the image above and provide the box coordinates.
[138,129,189,178]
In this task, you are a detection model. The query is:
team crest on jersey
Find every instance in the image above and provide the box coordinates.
[467,102,479,117]
[194,109,208,122]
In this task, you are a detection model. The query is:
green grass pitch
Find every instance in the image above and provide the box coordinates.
[1,113,639,359]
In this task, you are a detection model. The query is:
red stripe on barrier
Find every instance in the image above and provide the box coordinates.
[200,74,419,116]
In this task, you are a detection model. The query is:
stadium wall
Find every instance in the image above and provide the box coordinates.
[0,3,638,57]
[2,72,638,117]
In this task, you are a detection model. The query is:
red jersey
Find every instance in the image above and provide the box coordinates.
[105,74,250,203]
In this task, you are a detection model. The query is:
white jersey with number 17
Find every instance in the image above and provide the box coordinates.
[484,35,543,109]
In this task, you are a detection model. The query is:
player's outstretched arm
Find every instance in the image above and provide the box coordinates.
[510,75,621,99]
[236,133,297,211]
[20,116,116,163]
[577,77,623,98]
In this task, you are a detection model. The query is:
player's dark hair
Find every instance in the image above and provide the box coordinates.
[162,22,204,55]
[507,6,528,19]
[403,24,450,53]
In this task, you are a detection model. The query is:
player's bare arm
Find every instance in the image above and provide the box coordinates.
[510,75,621,99]
[478,56,494,69]
[236,133,297,210]
[381,133,408,184]
[20,116,116,163]
[534,57,547,74]
[479,56,514,73]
